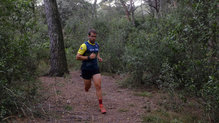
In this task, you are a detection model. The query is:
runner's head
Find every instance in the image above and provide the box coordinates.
[88,29,97,43]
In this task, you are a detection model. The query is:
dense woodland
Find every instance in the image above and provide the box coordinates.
[0,0,218,122]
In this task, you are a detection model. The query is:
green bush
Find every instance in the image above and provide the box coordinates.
[33,0,218,121]
[201,76,219,122]
[93,18,131,73]
[121,0,218,121]
[0,0,39,120]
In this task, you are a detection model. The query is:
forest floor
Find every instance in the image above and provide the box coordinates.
[19,71,205,123]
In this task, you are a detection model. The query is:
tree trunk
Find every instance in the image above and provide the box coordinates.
[140,0,146,20]
[160,0,168,16]
[130,0,136,26]
[120,0,136,26]
[172,0,177,8]
[148,0,155,17]
[120,0,131,22]
[145,0,160,18]
[93,0,97,19]
[44,0,69,76]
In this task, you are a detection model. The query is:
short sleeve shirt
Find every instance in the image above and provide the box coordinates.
[77,43,87,55]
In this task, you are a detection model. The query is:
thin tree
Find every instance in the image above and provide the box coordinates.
[119,0,136,26]
[120,0,131,21]
[144,0,160,17]
[44,0,69,76]
[93,0,97,19]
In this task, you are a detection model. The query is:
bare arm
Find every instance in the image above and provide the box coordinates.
[76,53,96,61]
[76,53,89,61]
[97,53,103,62]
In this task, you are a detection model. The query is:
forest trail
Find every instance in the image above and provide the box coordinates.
[37,71,157,123]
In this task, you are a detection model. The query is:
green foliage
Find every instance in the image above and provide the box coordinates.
[134,91,151,97]
[119,0,218,121]
[142,109,204,123]
[64,105,73,111]
[93,18,131,73]
[0,0,39,120]
[30,0,218,121]
[201,76,219,122]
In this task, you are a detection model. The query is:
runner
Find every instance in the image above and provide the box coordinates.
[76,29,106,114]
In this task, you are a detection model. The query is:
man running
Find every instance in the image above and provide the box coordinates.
[76,29,106,114]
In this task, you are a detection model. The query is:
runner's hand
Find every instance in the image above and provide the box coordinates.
[98,57,103,62]
[89,53,96,59]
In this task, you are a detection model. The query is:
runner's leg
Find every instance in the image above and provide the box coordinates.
[93,73,106,114]
[84,79,91,92]
[93,74,102,99]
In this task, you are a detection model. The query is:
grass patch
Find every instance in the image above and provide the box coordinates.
[101,72,116,76]
[56,90,61,95]
[57,82,65,87]
[118,108,129,112]
[102,92,107,96]
[134,91,151,97]
[117,90,122,92]
[63,73,72,79]
[143,114,169,123]
[128,104,135,107]
[116,74,136,88]
[36,60,50,76]
[64,105,73,111]
[142,109,205,123]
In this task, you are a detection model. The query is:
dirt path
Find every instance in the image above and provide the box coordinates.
[38,71,156,123]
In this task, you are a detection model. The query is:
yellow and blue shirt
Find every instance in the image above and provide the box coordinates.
[77,40,99,70]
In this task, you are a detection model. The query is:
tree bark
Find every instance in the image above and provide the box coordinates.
[130,0,136,26]
[120,0,131,22]
[172,0,177,8]
[160,0,168,16]
[44,0,69,76]
[120,0,136,26]
[148,0,155,17]
[93,0,97,19]
[144,0,160,18]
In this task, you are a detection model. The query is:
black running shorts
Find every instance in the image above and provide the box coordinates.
[81,68,100,80]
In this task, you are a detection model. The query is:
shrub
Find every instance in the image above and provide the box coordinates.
[0,0,39,120]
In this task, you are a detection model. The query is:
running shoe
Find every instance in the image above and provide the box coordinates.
[99,104,106,114]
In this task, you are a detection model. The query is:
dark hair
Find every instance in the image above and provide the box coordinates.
[88,29,97,36]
